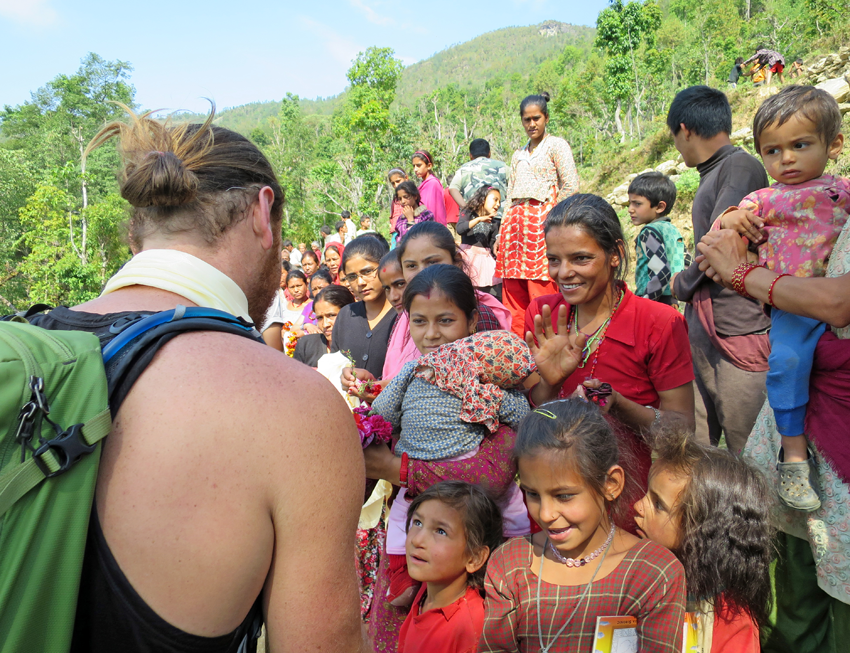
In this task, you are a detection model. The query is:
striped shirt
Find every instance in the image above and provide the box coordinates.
[480,536,686,652]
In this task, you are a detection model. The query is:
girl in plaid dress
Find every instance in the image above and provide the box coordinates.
[480,399,686,653]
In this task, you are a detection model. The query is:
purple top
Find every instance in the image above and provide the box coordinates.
[395,206,435,239]
[418,174,447,225]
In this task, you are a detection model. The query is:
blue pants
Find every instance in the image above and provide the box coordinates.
[766,309,827,437]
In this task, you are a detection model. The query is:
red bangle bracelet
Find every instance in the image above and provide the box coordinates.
[768,274,791,308]
[399,452,409,488]
[730,263,759,299]
[527,383,539,409]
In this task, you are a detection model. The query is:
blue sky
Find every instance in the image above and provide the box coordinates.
[0,0,609,114]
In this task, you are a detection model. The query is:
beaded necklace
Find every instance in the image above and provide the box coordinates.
[535,532,613,653]
[568,288,624,378]
[548,523,615,567]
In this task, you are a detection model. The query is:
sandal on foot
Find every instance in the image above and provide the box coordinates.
[777,448,821,512]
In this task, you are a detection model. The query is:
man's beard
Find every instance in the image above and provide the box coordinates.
[245,235,282,328]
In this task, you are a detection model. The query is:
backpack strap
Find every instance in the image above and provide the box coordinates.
[0,409,111,517]
[0,306,262,515]
[101,305,262,415]
[0,304,52,323]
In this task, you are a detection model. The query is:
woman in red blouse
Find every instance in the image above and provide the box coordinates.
[525,193,695,515]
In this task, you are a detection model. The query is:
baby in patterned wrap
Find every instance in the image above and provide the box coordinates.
[373,330,533,461]
[370,329,535,606]
[716,85,849,513]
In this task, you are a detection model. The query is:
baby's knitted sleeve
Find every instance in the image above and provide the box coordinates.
[498,389,531,428]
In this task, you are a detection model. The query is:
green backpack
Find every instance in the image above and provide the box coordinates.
[0,306,263,653]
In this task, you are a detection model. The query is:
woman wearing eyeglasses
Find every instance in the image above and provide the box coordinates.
[330,235,397,379]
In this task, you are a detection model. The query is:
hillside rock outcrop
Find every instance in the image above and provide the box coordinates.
[816,76,850,104]
[806,47,850,85]
[605,160,687,208]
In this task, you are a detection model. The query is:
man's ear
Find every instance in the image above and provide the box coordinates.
[655,201,667,216]
[252,186,275,250]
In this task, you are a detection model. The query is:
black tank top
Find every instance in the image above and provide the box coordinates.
[32,308,262,653]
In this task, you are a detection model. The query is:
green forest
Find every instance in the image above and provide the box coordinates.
[1,0,849,310]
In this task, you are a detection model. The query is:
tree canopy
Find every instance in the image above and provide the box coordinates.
[2,3,848,307]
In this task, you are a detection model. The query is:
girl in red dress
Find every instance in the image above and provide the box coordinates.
[398,481,503,653]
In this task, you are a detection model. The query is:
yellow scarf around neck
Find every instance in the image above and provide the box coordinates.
[101,249,252,322]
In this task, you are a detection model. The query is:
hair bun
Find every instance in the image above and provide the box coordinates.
[121,151,199,208]
[540,91,551,102]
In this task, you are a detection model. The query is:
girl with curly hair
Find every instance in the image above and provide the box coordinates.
[634,432,774,652]
[456,184,501,296]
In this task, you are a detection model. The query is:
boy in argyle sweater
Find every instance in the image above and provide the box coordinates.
[628,171,689,305]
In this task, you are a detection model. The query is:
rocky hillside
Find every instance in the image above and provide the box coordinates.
[600,44,850,256]
[803,46,850,87]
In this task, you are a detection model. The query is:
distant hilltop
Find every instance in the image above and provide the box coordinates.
[397,20,594,106]
[182,20,595,134]
[538,21,574,37]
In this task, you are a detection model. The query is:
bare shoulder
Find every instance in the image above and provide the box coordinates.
[134,330,362,488]
[96,330,365,643]
[158,331,350,416]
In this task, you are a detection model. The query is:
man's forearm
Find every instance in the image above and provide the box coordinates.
[449,187,466,209]
[672,260,703,302]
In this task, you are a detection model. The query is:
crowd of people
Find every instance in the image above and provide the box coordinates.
[18,79,849,653]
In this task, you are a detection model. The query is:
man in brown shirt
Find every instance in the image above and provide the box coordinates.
[669,86,770,453]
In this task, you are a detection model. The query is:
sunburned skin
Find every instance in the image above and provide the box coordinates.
[68,184,367,651]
